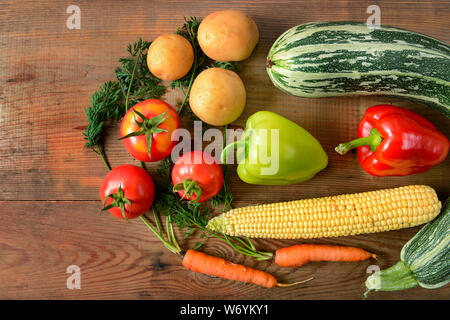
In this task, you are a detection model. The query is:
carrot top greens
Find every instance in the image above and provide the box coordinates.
[83,38,165,170]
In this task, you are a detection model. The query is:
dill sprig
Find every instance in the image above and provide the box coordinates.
[115,38,166,111]
[210,165,233,210]
[83,81,122,170]
[84,38,165,170]
[172,17,204,90]
[153,157,210,246]
[153,156,270,260]
[210,124,233,210]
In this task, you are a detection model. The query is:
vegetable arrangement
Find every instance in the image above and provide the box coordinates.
[83,9,450,296]
[141,207,313,288]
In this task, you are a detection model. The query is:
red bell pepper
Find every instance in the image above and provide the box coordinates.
[336,105,449,176]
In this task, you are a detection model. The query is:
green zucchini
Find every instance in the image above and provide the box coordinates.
[365,197,450,294]
[266,22,450,118]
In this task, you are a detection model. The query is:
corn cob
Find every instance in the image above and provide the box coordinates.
[206,185,442,239]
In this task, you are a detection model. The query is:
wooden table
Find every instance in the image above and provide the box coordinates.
[1,0,449,300]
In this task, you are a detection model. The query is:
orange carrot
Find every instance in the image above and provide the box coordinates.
[275,244,376,267]
[182,249,313,288]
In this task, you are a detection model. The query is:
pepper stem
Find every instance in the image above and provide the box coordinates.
[221,137,249,164]
[335,128,383,155]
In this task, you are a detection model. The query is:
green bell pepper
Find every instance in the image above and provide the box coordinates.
[221,111,328,185]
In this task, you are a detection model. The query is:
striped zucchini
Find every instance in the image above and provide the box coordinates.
[365,197,450,294]
[266,22,450,118]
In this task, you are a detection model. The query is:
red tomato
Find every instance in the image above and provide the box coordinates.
[100,164,155,219]
[120,99,180,162]
[171,151,224,202]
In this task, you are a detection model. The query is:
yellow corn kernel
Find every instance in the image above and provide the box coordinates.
[206,185,441,239]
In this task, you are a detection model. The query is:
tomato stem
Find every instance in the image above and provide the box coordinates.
[221,136,249,164]
[173,179,203,202]
[101,185,131,220]
[119,109,168,160]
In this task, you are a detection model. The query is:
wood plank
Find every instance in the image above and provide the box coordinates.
[0,0,449,300]
[0,200,448,300]
[0,0,449,200]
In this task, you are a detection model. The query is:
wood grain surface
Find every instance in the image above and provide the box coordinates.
[0,0,449,300]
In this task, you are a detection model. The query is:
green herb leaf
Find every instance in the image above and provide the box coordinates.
[83,39,166,171]
[83,81,122,154]
[210,164,233,211]
[193,242,203,250]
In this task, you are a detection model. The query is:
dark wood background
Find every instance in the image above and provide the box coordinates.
[1,0,449,300]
